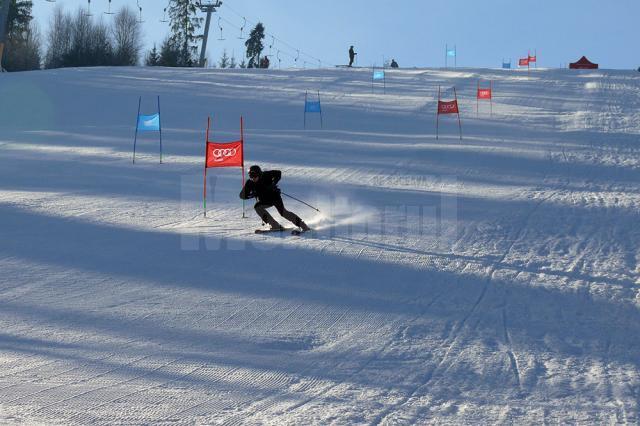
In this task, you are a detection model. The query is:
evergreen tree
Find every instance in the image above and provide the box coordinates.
[239,58,246,69]
[158,36,179,67]
[244,23,265,69]
[146,44,160,66]
[218,49,228,68]
[229,51,237,69]
[3,0,41,71]
[167,0,202,67]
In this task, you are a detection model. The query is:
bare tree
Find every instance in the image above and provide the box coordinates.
[45,7,72,69]
[112,6,141,66]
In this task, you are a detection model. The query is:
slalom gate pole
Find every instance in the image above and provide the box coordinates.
[133,96,141,164]
[436,86,440,140]
[476,81,479,118]
[318,91,323,129]
[454,87,462,141]
[281,192,320,213]
[304,91,307,129]
[241,116,246,218]
[158,95,163,164]
[203,117,210,217]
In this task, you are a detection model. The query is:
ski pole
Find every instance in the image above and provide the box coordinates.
[281,192,321,212]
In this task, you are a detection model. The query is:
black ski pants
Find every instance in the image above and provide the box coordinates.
[255,196,304,228]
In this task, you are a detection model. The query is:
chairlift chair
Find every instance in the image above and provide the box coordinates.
[238,17,246,39]
[217,17,225,40]
[160,7,169,23]
[104,0,114,15]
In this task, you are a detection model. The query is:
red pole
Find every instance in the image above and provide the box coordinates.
[454,87,462,141]
[203,117,210,217]
[240,116,246,218]
[490,80,493,117]
[476,80,479,118]
[436,86,440,140]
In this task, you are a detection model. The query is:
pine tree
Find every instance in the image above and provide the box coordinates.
[239,58,246,69]
[158,36,179,67]
[3,0,41,71]
[146,44,160,66]
[244,23,265,69]
[218,49,229,68]
[167,0,202,67]
[229,51,237,69]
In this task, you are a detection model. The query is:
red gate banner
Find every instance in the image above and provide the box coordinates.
[477,88,492,99]
[519,58,529,66]
[438,100,459,114]
[206,141,243,168]
[528,55,536,63]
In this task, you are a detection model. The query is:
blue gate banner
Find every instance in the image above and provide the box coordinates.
[305,101,321,113]
[447,49,456,57]
[373,70,385,80]
[137,113,160,131]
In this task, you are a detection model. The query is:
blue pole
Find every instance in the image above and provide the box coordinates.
[133,96,141,164]
[304,91,307,129]
[157,95,163,164]
[318,91,323,129]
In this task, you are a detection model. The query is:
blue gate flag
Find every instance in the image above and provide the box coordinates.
[137,113,160,131]
[447,49,456,57]
[373,70,385,80]
[502,62,511,69]
[305,101,321,113]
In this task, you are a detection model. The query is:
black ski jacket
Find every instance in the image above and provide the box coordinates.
[239,170,282,204]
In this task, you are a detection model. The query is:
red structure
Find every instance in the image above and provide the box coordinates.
[436,86,462,140]
[570,56,598,69]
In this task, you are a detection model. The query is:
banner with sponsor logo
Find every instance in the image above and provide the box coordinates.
[502,59,511,69]
[519,58,529,67]
[133,96,163,164]
[436,86,462,140]
[477,80,493,117]
[203,116,245,217]
[304,91,323,129]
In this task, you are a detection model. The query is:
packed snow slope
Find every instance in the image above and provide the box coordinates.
[0,65,639,425]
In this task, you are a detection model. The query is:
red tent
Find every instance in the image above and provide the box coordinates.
[570,56,598,69]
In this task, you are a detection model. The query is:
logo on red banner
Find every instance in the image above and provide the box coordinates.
[206,141,243,168]
[528,55,536,63]
[477,89,492,100]
[438,100,459,115]
[519,58,529,66]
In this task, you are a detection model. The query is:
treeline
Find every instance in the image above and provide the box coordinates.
[3,0,271,71]
[44,7,141,69]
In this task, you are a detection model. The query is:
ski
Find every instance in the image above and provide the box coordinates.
[255,228,294,234]
[291,229,312,236]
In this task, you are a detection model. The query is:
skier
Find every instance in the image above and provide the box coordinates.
[348,46,357,67]
[240,165,311,233]
[390,59,399,68]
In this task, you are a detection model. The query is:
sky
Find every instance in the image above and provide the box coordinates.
[31,0,640,69]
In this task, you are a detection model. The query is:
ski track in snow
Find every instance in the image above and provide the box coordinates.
[0,66,639,424]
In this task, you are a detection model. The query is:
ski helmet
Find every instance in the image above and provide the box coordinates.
[248,165,262,178]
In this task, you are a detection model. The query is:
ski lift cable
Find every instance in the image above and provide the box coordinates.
[221,3,329,67]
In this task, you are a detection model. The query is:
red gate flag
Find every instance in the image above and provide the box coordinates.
[438,100,459,114]
[203,116,245,217]
[519,58,529,66]
[206,141,243,168]
[477,88,492,99]
[528,55,536,63]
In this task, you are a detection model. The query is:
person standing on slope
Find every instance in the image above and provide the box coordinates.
[348,45,357,67]
[390,59,399,68]
[240,165,311,232]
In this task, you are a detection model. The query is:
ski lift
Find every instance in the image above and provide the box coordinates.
[238,17,246,39]
[217,17,225,41]
[277,50,282,69]
[104,0,114,15]
[45,0,56,3]
[295,50,300,64]
[138,6,144,23]
[85,0,93,17]
[160,7,168,23]
[269,36,275,55]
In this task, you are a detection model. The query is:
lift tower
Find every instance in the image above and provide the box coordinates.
[197,1,222,68]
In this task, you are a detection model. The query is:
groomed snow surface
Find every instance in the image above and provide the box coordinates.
[0,66,639,424]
